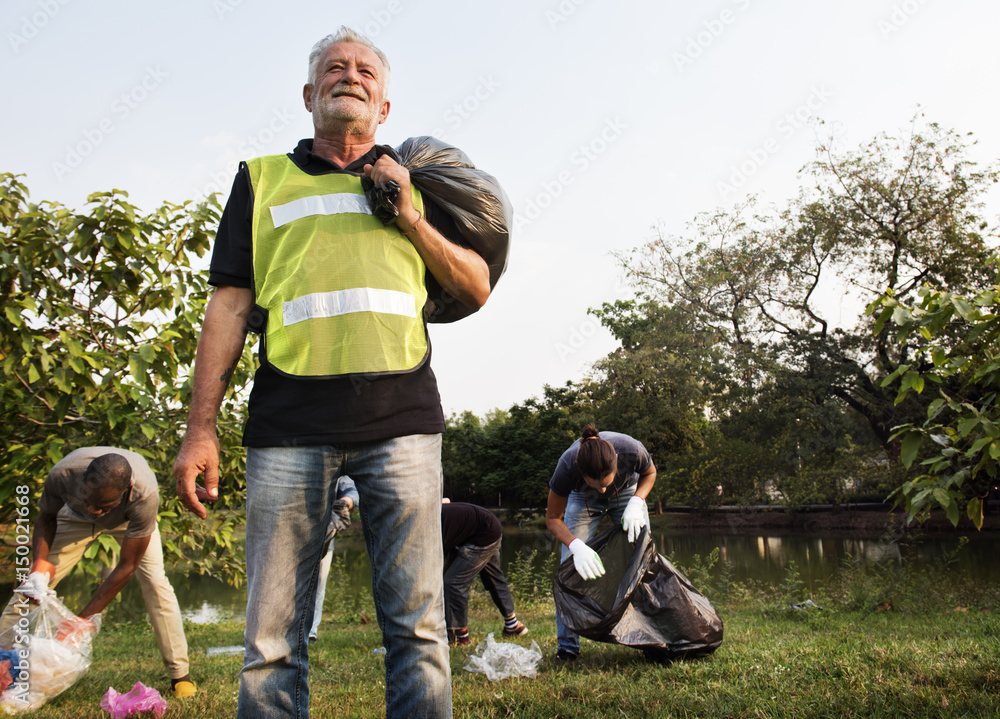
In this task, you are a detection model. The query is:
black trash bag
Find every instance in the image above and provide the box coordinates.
[394,136,512,324]
[553,526,724,659]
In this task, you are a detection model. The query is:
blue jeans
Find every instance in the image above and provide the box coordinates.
[555,485,636,656]
[238,436,452,719]
[443,537,515,632]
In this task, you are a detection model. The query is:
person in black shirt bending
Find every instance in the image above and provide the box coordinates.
[441,501,527,646]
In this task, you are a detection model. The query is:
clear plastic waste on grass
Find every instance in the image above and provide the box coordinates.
[790,599,822,611]
[0,591,101,714]
[464,633,542,682]
[100,681,168,718]
[205,645,245,656]
[373,647,386,655]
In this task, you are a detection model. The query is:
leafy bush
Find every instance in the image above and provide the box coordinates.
[506,547,560,606]
[1,173,252,585]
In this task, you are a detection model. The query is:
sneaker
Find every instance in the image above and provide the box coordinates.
[170,679,198,699]
[449,635,471,647]
[555,650,578,662]
[502,622,528,637]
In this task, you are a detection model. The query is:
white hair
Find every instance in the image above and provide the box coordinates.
[307,26,390,94]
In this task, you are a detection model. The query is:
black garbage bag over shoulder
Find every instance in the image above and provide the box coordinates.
[554,527,724,659]
[395,136,512,324]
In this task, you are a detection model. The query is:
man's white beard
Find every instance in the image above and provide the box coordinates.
[314,93,378,137]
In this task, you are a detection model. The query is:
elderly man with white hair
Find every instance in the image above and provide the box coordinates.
[174,26,492,719]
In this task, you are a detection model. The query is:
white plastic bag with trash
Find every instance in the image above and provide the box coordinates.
[464,633,542,682]
[0,590,101,714]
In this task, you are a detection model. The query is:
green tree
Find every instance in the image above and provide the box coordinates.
[446,383,596,508]
[441,410,485,502]
[1,173,252,585]
[588,299,714,462]
[614,121,998,484]
[715,369,892,507]
[870,267,1000,528]
[660,433,777,510]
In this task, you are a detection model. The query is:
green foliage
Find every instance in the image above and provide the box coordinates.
[830,552,938,614]
[773,445,900,509]
[670,546,720,593]
[441,410,486,502]
[75,534,122,581]
[660,435,777,509]
[777,560,806,606]
[0,173,252,584]
[443,383,595,507]
[319,552,376,622]
[505,547,559,606]
[612,120,998,511]
[589,299,714,460]
[869,269,1000,528]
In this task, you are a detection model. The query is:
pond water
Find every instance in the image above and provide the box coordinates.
[7,526,1000,624]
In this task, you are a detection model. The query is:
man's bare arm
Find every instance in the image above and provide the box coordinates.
[364,156,491,309]
[174,286,253,518]
[78,534,151,617]
[31,509,59,574]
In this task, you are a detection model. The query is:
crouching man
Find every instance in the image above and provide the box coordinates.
[23,447,195,698]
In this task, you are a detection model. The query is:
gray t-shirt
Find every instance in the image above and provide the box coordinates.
[549,432,652,502]
[39,447,159,538]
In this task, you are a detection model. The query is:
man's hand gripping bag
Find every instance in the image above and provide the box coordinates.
[395,136,512,324]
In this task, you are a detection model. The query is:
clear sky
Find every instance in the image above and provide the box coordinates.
[5,0,1000,418]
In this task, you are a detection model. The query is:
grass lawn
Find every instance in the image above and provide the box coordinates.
[7,594,998,718]
[5,517,998,717]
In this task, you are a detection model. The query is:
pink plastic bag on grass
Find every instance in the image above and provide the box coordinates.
[100,681,168,718]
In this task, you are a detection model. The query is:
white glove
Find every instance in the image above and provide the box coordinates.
[568,538,605,580]
[21,571,52,601]
[622,496,649,543]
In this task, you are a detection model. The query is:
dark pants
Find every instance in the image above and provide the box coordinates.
[443,537,515,630]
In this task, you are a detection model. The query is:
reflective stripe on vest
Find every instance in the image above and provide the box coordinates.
[248,154,428,378]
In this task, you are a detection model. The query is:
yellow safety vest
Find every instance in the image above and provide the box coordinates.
[247,155,428,378]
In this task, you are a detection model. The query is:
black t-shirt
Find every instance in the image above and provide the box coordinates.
[210,139,461,446]
[441,503,502,551]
